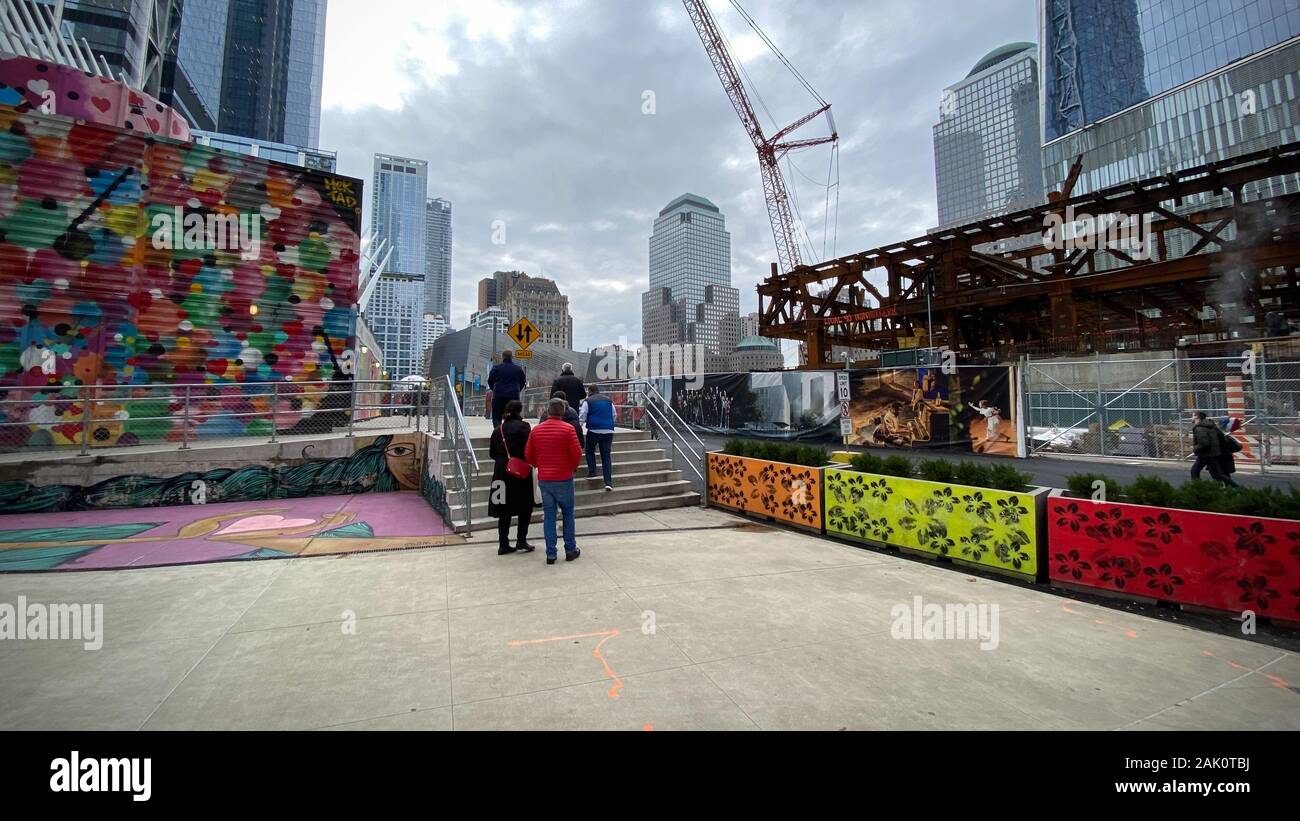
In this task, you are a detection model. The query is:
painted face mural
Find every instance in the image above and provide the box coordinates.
[0,105,363,450]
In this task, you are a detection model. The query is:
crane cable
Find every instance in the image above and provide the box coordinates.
[727,0,826,107]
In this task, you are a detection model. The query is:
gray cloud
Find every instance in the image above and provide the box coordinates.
[320,0,1037,350]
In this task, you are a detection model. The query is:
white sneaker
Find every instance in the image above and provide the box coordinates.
[604,484,613,492]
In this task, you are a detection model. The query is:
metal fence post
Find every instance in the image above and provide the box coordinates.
[347,378,356,438]
[180,385,191,450]
[1256,346,1269,474]
[1096,351,1107,458]
[269,383,278,443]
[79,389,92,456]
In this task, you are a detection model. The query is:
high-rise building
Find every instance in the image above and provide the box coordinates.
[647,193,731,313]
[371,154,428,276]
[743,312,761,338]
[425,198,452,323]
[642,193,740,355]
[689,284,741,356]
[477,277,498,312]
[933,42,1043,227]
[190,130,336,171]
[54,0,183,102]
[173,0,327,147]
[469,307,510,335]
[1041,0,1300,197]
[366,272,424,379]
[501,275,573,350]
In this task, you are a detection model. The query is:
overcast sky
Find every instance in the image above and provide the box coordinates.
[319,0,1038,351]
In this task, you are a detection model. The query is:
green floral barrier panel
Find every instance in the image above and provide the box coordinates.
[823,468,1048,580]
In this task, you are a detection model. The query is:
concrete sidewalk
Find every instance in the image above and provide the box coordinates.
[1,507,1296,731]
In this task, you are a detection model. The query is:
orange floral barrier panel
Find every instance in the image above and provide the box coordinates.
[705,452,822,532]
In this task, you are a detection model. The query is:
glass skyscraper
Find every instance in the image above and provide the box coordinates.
[425,198,453,324]
[933,42,1043,227]
[642,193,739,354]
[1043,0,1300,143]
[1041,0,1300,200]
[372,154,429,277]
[173,0,327,147]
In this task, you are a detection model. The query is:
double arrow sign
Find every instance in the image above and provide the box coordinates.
[507,317,540,359]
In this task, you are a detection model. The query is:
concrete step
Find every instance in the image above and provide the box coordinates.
[458,491,702,533]
[445,439,667,466]
[461,469,685,501]
[452,457,678,484]
[462,428,650,448]
[448,478,695,521]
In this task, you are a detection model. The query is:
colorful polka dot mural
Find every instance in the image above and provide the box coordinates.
[0,105,363,450]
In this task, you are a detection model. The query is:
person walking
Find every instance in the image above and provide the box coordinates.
[487,350,526,430]
[1218,416,1244,485]
[580,384,616,491]
[539,390,585,450]
[525,397,583,564]
[1191,411,1239,487]
[551,363,585,412]
[488,400,536,555]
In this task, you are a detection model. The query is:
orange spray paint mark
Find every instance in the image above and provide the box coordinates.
[1203,650,1292,690]
[508,629,625,698]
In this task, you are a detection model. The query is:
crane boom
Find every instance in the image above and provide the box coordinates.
[681,0,836,274]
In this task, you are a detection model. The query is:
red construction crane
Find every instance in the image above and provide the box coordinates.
[681,0,838,274]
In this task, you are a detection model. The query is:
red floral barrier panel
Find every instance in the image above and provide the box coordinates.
[1047,491,1300,623]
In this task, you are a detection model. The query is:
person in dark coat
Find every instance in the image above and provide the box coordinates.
[487,350,527,430]
[489,400,536,555]
[1218,416,1244,482]
[551,363,585,412]
[539,390,584,453]
[1191,411,1238,487]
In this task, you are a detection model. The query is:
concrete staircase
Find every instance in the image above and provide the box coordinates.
[442,429,700,533]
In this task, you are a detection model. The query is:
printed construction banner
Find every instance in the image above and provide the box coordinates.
[669,371,840,441]
[844,366,1020,455]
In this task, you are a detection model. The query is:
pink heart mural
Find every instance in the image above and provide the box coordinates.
[217,515,318,535]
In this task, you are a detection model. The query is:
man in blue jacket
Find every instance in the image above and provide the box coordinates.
[580,385,617,491]
[487,350,527,429]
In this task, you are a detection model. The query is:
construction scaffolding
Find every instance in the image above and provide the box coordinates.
[758,141,1300,364]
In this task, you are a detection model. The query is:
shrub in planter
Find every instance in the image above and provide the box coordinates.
[1065,472,1121,501]
[706,442,826,531]
[1050,475,1300,622]
[824,459,1047,580]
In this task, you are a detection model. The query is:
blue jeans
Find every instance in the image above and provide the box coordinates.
[586,432,613,485]
[539,479,577,559]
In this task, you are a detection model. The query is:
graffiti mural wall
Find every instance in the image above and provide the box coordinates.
[0,106,363,448]
[0,491,455,571]
[0,434,419,515]
[0,55,191,140]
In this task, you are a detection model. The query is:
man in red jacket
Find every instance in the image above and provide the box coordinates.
[525,397,583,564]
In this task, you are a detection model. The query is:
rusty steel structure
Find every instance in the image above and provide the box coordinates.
[758,141,1300,363]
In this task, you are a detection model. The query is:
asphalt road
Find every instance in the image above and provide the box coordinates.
[695,434,1300,492]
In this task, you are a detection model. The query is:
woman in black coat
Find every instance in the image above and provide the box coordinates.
[489,400,536,555]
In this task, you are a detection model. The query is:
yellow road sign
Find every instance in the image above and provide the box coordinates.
[514,349,534,360]
[508,316,541,350]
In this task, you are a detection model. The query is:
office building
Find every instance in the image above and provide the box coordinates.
[933,42,1043,227]
[501,275,573,350]
[371,154,428,274]
[172,0,327,147]
[190,130,336,171]
[641,193,741,356]
[425,198,453,323]
[469,307,510,335]
[365,272,423,379]
[477,278,498,312]
[1041,0,1300,198]
[51,0,183,101]
[743,312,761,338]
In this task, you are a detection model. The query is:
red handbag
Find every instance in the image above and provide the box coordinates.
[501,429,532,479]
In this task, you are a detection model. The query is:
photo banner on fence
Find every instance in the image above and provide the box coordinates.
[844,365,1020,455]
[669,372,840,441]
